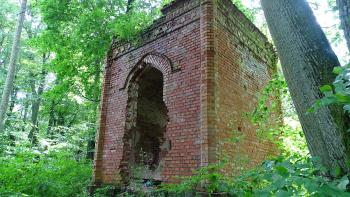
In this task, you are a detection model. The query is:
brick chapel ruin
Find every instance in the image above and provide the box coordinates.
[92,0,277,186]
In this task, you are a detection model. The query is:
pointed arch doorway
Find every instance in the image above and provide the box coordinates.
[122,64,170,183]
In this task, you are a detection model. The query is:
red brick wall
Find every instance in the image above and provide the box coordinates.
[214,0,277,166]
[92,0,277,185]
[93,0,203,184]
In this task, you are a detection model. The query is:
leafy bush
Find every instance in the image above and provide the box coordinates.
[160,163,228,195]
[230,156,350,196]
[113,0,161,42]
[160,156,350,196]
[311,64,350,114]
[0,149,92,197]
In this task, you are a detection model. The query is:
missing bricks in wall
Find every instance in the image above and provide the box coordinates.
[93,0,278,186]
[121,65,170,183]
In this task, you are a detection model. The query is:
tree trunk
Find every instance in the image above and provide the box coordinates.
[21,95,29,132]
[8,86,18,113]
[0,34,9,68]
[22,96,29,122]
[28,54,47,145]
[0,0,27,132]
[47,100,56,138]
[0,36,5,65]
[86,63,101,160]
[57,111,65,126]
[6,86,18,145]
[126,0,134,12]
[261,0,350,174]
[4,86,18,131]
[336,0,350,53]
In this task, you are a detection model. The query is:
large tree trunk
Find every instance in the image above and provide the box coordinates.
[5,86,18,130]
[336,0,350,53]
[261,0,350,174]
[28,54,47,145]
[0,0,27,132]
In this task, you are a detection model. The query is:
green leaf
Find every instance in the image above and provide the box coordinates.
[320,85,333,93]
[304,179,318,192]
[275,166,289,178]
[331,166,342,178]
[333,67,343,75]
[254,190,271,197]
[344,105,350,113]
[335,93,350,103]
[276,190,292,197]
[337,176,349,191]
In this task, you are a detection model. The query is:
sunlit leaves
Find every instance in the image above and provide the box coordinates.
[311,64,350,113]
[0,149,92,196]
[113,8,158,41]
[36,0,161,106]
[249,73,286,140]
[160,155,350,196]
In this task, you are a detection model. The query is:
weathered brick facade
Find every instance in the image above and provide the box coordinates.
[92,0,277,185]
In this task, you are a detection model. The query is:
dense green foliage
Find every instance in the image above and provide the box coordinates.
[0,115,94,196]
[0,149,91,196]
[0,0,162,153]
[159,157,350,196]
[311,65,350,113]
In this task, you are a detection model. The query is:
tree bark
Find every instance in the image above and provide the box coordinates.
[4,86,18,133]
[126,0,134,12]
[22,96,29,122]
[47,100,56,138]
[261,0,350,174]
[28,54,47,145]
[336,0,350,53]
[8,86,18,113]
[0,0,27,132]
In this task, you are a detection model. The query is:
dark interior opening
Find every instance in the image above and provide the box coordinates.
[128,66,169,180]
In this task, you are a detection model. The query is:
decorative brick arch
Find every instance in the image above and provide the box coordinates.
[92,0,278,187]
[120,52,179,90]
[119,54,171,183]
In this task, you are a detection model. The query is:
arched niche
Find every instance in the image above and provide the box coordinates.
[120,59,172,184]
